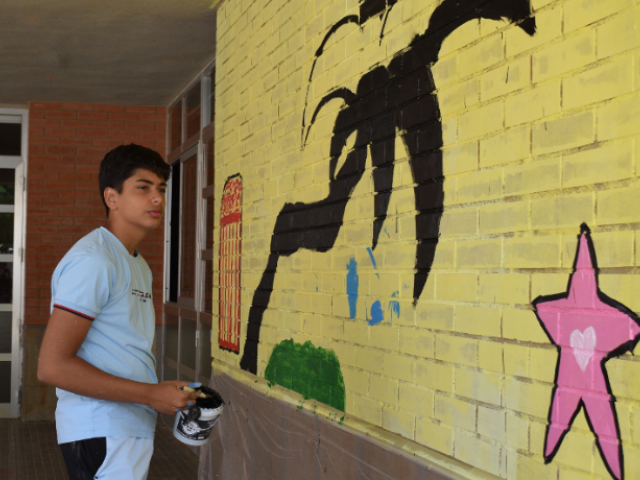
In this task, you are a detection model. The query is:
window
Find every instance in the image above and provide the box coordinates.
[162,63,216,387]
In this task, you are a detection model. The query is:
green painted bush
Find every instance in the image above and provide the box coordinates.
[264,339,345,411]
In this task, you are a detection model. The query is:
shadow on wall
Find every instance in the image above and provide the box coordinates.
[239,0,537,374]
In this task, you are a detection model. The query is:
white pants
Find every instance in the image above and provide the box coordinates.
[94,437,154,480]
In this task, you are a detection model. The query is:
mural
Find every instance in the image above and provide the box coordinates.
[533,225,640,480]
[218,175,243,353]
[205,0,640,477]
[344,248,399,324]
[264,339,346,411]
[239,0,537,374]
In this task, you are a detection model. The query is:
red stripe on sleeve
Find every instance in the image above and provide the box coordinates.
[53,304,95,321]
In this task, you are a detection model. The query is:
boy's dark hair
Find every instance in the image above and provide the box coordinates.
[99,144,172,216]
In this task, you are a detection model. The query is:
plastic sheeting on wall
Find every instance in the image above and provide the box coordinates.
[198,372,463,480]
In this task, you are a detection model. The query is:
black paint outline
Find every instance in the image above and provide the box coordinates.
[532,223,640,480]
[240,0,537,374]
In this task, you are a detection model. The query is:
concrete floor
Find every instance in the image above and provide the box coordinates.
[0,417,201,479]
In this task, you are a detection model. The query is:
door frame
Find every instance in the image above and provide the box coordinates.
[0,107,28,418]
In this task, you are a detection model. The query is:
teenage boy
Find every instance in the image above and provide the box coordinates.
[38,144,198,480]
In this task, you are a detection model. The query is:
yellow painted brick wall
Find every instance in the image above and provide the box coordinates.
[213,0,640,478]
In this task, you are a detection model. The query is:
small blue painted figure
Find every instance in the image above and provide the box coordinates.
[367,301,384,326]
[346,258,359,319]
[388,291,400,321]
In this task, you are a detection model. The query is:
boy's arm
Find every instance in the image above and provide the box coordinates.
[38,308,197,415]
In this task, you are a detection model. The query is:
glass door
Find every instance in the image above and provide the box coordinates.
[0,109,27,418]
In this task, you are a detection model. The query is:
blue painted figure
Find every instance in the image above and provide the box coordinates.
[367,301,384,326]
[346,258,359,319]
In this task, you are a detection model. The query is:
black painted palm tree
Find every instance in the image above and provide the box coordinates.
[240,0,536,374]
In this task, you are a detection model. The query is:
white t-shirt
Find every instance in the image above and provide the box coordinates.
[51,227,157,443]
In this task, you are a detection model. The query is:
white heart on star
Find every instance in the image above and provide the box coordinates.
[570,326,596,372]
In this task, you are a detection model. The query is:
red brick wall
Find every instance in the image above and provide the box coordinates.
[26,101,167,325]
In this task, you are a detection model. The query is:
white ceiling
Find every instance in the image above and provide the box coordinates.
[0,0,217,107]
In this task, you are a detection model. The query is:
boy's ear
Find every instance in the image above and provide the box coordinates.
[103,187,118,212]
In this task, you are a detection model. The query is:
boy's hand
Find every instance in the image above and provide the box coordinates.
[148,381,200,415]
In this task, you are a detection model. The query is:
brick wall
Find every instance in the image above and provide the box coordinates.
[26,101,167,325]
[211,0,640,479]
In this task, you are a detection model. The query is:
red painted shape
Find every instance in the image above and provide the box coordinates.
[218,175,242,352]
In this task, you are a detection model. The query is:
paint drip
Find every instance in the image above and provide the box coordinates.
[366,247,379,278]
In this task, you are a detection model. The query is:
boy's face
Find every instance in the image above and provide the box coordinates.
[104,169,167,231]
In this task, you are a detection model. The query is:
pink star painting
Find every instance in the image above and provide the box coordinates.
[533,224,640,480]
